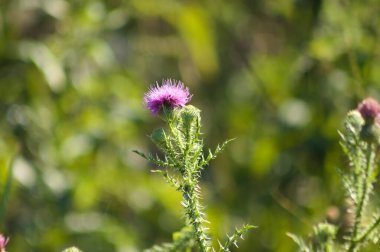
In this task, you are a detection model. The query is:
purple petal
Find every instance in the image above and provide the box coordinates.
[144,79,192,115]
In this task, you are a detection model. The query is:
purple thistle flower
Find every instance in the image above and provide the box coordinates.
[0,234,9,251]
[144,79,192,115]
[357,97,380,121]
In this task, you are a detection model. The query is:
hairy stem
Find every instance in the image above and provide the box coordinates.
[183,181,210,252]
[355,215,380,245]
[348,144,375,252]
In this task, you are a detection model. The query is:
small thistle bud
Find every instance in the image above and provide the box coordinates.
[345,110,364,133]
[178,105,201,124]
[312,223,337,250]
[360,122,380,144]
[313,223,337,241]
[352,98,380,144]
[150,128,167,148]
[357,97,380,123]
[174,105,201,139]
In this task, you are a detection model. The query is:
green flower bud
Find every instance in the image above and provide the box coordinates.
[174,105,201,135]
[313,223,337,242]
[346,110,364,133]
[179,105,201,125]
[360,122,380,145]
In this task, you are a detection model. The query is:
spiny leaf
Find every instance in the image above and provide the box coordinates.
[151,169,181,189]
[133,150,176,169]
[133,150,150,160]
[219,224,256,252]
[200,138,235,167]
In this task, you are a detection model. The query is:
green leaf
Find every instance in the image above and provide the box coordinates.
[219,224,256,252]
[200,138,235,167]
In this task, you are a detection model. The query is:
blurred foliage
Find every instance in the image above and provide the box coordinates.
[1,0,380,251]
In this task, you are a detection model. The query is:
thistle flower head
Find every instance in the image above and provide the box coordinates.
[144,79,192,115]
[0,234,9,251]
[355,98,380,143]
[357,97,380,121]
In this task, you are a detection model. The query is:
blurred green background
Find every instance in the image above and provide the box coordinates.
[1,0,380,251]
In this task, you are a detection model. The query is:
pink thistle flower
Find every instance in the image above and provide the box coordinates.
[144,79,192,115]
[357,97,380,121]
[0,234,9,252]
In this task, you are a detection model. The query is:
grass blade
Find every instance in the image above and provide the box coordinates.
[0,157,14,227]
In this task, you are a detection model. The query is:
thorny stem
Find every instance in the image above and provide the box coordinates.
[171,112,210,252]
[348,144,375,252]
[183,181,210,252]
[355,215,380,245]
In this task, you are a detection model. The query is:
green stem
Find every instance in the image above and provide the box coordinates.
[348,144,374,252]
[355,215,380,245]
[183,181,210,252]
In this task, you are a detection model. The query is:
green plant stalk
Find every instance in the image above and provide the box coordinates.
[0,157,13,228]
[169,109,211,252]
[183,181,210,252]
[355,216,380,245]
[348,144,375,252]
[139,105,251,251]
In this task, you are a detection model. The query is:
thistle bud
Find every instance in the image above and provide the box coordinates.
[345,110,364,133]
[357,97,380,123]
[178,105,201,125]
[313,223,337,242]
[312,223,337,251]
[360,121,380,144]
[175,105,201,137]
[354,98,380,144]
